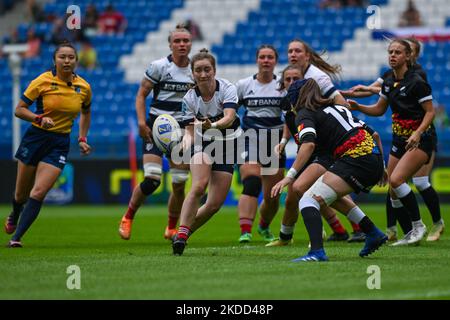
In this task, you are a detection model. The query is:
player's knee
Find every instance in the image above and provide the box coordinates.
[191,183,207,198]
[140,177,161,196]
[143,163,162,180]
[292,181,307,197]
[170,168,189,184]
[303,176,337,207]
[205,201,221,214]
[412,176,431,191]
[389,173,406,189]
[242,176,262,198]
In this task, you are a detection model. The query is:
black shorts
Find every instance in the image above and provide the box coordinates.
[238,128,286,169]
[328,153,384,193]
[190,138,236,174]
[390,133,435,162]
[295,149,334,178]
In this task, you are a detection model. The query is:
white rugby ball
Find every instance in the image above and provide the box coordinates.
[152,114,182,153]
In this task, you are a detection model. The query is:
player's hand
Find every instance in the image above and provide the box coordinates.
[405,131,421,151]
[79,142,91,155]
[201,118,212,129]
[346,99,359,111]
[274,142,286,155]
[41,117,55,129]
[138,123,152,142]
[271,177,293,198]
[377,168,388,187]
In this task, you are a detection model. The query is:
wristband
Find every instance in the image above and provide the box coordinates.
[34,115,43,126]
[211,122,217,129]
[78,137,87,144]
[286,167,298,179]
[280,138,288,145]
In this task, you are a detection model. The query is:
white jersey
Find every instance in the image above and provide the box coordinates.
[236,74,285,130]
[182,78,241,140]
[303,64,338,99]
[144,55,194,120]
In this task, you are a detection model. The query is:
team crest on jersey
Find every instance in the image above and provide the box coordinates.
[393,82,399,88]
[145,143,153,151]
[51,82,58,90]
[384,86,390,93]
[74,86,81,93]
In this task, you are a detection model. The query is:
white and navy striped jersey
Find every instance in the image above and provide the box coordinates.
[303,64,338,99]
[236,74,285,130]
[182,78,241,140]
[144,55,194,121]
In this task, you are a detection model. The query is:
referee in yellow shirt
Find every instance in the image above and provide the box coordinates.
[5,41,92,248]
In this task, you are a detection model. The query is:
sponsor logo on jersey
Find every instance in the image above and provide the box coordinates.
[247,98,282,107]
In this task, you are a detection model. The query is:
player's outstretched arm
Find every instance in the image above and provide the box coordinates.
[347,96,388,116]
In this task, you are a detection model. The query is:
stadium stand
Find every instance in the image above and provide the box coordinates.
[0,0,449,159]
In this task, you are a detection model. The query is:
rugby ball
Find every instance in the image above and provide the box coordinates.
[152,114,182,153]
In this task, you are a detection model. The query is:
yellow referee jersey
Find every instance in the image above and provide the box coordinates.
[21,69,92,134]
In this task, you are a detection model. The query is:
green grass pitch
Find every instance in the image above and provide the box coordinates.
[1,204,449,299]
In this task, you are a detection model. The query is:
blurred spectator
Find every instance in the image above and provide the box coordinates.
[78,40,98,70]
[398,0,423,27]
[83,4,99,37]
[26,0,46,23]
[320,0,364,8]
[183,15,203,41]
[24,28,41,58]
[1,28,25,58]
[319,0,342,9]
[434,102,449,129]
[0,0,14,14]
[50,17,82,45]
[98,4,127,34]
[3,28,24,45]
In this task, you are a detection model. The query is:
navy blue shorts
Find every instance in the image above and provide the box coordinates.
[15,125,70,170]
[191,138,236,174]
[144,113,185,158]
[238,128,286,169]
